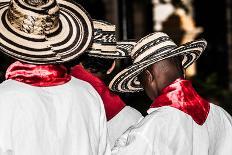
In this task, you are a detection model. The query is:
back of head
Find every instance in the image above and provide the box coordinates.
[80,54,115,76]
[148,56,184,89]
[153,56,184,78]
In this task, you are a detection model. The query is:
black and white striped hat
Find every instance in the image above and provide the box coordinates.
[87,20,136,59]
[0,0,93,64]
[109,32,207,93]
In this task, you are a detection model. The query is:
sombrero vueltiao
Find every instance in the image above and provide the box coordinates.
[109,32,207,93]
[87,20,136,59]
[0,0,93,64]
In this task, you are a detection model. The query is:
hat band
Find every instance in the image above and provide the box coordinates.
[7,0,60,35]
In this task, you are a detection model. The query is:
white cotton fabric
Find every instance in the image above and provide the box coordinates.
[0,77,111,155]
[112,103,232,155]
[107,106,143,148]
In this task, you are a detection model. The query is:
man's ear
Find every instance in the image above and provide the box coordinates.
[183,68,186,79]
[144,69,153,83]
[106,61,116,75]
[79,62,84,68]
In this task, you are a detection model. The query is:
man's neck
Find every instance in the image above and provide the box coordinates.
[158,74,184,94]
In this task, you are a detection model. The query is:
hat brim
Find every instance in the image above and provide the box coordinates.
[87,41,136,59]
[0,0,93,64]
[109,39,207,93]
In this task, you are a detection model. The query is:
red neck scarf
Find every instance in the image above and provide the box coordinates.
[150,78,210,125]
[71,65,105,88]
[6,61,71,87]
[71,65,125,121]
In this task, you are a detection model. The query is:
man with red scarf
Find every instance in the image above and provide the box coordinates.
[110,32,232,155]
[0,0,110,154]
[70,20,142,147]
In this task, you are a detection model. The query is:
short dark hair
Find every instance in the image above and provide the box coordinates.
[145,55,184,77]
[163,56,184,76]
[80,54,114,74]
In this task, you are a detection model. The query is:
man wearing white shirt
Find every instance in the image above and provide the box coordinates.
[70,20,142,147]
[110,32,232,155]
[0,0,110,154]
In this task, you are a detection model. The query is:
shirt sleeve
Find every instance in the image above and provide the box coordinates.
[111,127,152,155]
[107,106,143,148]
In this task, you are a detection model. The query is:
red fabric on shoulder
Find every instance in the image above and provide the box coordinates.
[71,65,125,121]
[6,61,71,87]
[150,78,210,125]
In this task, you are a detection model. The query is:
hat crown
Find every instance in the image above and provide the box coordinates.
[7,0,60,35]
[87,20,117,57]
[131,32,177,63]
[0,0,94,64]
[87,20,136,59]
[23,0,48,7]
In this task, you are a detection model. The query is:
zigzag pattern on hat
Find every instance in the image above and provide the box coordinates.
[132,36,172,60]
[94,30,116,44]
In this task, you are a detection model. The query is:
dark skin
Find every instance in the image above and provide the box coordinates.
[138,57,184,100]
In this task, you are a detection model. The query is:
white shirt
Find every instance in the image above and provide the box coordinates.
[107,106,143,148]
[0,77,111,155]
[112,103,232,155]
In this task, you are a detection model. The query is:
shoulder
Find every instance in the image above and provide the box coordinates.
[69,76,98,93]
[113,107,179,154]
[0,80,35,97]
[63,77,100,99]
[131,107,194,140]
[119,106,143,121]
[113,107,194,154]
[0,80,29,113]
[209,103,231,117]
[207,103,232,126]
[69,77,104,109]
[108,106,143,126]
[144,107,187,126]
[128,107,173,136]
[108,106,143,146]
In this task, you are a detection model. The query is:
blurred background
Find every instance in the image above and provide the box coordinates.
[0,0,231,115]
